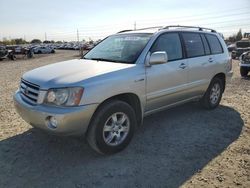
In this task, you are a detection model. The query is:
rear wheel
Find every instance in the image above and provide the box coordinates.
[8,54,16,61]
[240,67,248,77]
[201,77,223,109]
[87,100,136,154]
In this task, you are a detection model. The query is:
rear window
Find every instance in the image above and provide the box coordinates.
[182,33,205,58]
[205,34,223,54]
[236,41,250,48]
[201,34,210,55]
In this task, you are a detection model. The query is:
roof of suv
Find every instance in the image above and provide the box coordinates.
[117,25,218,35]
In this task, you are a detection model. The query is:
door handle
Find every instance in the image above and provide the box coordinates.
[179,63,187,69]
[208,58,214,63]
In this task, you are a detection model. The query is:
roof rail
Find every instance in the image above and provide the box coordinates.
[134,26,163,31]
[162,25,217,33]
[117,30,133,33]
[117,26,162,33]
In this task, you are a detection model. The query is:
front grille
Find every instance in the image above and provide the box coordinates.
[20,79,40,104]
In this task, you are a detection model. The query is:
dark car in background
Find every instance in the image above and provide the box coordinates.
[227,43,236,52]
[0,46,16,60]
[231,39,250,59]
[239,51,250,77]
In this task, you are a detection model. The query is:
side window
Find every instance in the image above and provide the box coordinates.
[151,33,182,61]
[201,34,210,55]
[182,33,205,58]
[205,34,223,54]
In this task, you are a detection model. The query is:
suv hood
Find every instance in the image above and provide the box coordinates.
[23,59,135,89]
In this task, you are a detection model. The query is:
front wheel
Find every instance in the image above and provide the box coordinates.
[201,77,223,109]
[240,67,248,77]
[87,100,137,155]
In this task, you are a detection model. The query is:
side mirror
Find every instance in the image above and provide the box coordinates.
[149,51,168,65]
[147,51,168,66]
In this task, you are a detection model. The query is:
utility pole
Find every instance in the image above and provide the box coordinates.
[77,29,81,55]
[134,21,137,30]
[45,32,47,41]
[77,29,79,43]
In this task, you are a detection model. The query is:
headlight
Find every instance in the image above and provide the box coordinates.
[45,87,84,106]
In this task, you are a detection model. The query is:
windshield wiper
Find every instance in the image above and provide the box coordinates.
[84,57,133,64]
[90,58,112,62]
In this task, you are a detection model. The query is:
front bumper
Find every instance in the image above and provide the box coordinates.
[14,91,98,136]
[239,63,250,68]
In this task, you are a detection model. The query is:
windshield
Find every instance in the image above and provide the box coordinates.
[84,34,152,64]
[236,41,250,48]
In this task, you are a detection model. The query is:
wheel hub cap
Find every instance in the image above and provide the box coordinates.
[103,112,130,146]
[210,83,221,105]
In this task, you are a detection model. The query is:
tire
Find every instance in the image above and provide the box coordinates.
[201,77,223,110]
[240,67,248,77]
[38,50,42,54]
[87,100,137,155]
[9,54,16,61]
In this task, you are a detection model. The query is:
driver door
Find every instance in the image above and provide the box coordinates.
[145,33,188,112]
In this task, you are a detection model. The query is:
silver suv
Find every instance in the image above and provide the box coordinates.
[14,26,233,154]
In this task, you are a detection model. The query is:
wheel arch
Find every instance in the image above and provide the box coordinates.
[213,72,226,92]
[87,93,143,132]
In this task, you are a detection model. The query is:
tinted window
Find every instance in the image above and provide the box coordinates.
[182,33,205,58]
[206,34,223,54]
[201,34,210,55]
[151,33,182,61]
[236,41,250,48]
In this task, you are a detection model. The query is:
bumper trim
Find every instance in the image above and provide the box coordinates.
[239,63,250,68]
[14,91,98,136]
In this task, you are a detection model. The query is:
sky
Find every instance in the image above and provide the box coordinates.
[0,0,250,41]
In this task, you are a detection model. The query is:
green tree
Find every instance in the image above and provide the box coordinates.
[31,39,42,44]
[236,29,242,41]
[13,38,27,45]
[228,35,236,43]
[43,40,50,44]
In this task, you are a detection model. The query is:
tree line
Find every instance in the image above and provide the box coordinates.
[0,38,63,46]
[0,28,249,46]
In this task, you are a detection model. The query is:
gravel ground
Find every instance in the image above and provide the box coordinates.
[0,50,249,188]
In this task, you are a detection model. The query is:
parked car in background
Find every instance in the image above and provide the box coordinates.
[33,46,55,54]
[14,26,233,154]
[0,46,16,60]
[239,51,250,77]
[231,39,250,59]
[6,45,34,58]
[82,43,94,50]
[227,43,236,52]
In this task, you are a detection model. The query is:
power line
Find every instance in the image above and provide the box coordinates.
[26,8,250,41]
[47,18,250,38]
[47,12,250,36]
[48,6,250,31]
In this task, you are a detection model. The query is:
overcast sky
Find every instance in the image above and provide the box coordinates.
[0,0,249,41]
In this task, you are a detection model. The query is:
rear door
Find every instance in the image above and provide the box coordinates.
[145,32,189,112]
[205,34,225,76]
[181,32,214,97]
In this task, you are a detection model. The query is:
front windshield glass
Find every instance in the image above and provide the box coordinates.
[84,34,152,64]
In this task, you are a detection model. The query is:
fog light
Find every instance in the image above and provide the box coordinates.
[48,116,58,129]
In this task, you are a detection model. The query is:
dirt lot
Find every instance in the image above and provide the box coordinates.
[0,50,249,188]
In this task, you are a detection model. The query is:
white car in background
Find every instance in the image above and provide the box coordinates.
[33,46,55,54]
